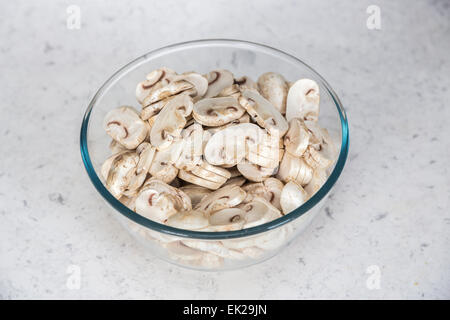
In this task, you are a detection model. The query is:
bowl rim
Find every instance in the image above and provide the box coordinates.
[80,39,349,240]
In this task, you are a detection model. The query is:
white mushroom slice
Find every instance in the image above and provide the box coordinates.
[178,170,222,190]
[105,152,139,198]
[240,246,265,259]
[257,72,288,114]
[134,179,191,223]
[173,123,203,170]
[167,72,208,98]
[180,185,211,207]
[141,96,174,120]
[193,97,244,127]
[286,79,320,122]
[234,76,258,91]
[205,113,250,135]
[136,142,156,175]
[190,165,228,184]
[284,118,310,157]
[246,149,280,169]
[242,177,284,210]
[207,208,246,231]
[182,240,245,260]
[150,94,193,150]
[228,166,242,178]
[195,185,246,213]
[149,145,180,184]
[101,151,126,181]
[280,181,308,214]
[277,152,313,186]
[166,210,209,230]
[304,168,328,198]
[164,241,205,261]
[222,176,246,187]
[103,106,149,149]
[237,162,277,182]
[142,80,193,106]
[109,140,126,154]
[239,197,282,228]
[204,123,265,166]
[239,89,289,137]
[303,146,332,169]
[135,67,175,103]
[304,120,338,161]
[198,161,231,180]
[204,69,234,98]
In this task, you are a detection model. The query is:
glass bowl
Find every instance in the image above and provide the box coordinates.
[80,39,349,270]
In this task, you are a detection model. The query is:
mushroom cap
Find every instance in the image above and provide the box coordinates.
[204,69,234,98]
[242,177,284,210]
[280,180,308,214]
[180,185,211,207]
[239,89,289,137]
[286,79,320,122]
[207,208,246,231]
[150,93,193,150]
[257,72,288,114]
[166,209,209,230]
[284,118,310,157]
[237,162,277,182]
[195,185,246,213]
[103,106,149,149]
[204,123,266,166]
[239,197,282,228]
[173,123,203,171]
[193,96,245,127]
[134,179,191,223]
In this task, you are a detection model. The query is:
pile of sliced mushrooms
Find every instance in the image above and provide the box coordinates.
[101,67,337,265]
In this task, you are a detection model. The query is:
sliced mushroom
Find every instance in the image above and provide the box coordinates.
[193,96,245,127]
[104,151,139,198]
[286,79,320,122]
[178,170,223,190]
[149,144,180,184]
[135,67,175,104]
[217,84,241,99]
[142,79,193,106]
[207,208,246,231]
[284,118,310,157]
[239,197,282,228]
[239,89,289,137]
[242,177,284,210]
[141,96,174,120]
[134,179,191,223]
[303,146,332,169]
[280,181,308,214]
[150,93,193,150]
[246,146,281,169]
[203,69,234,98]
[173,123,203,171]
[136,142,156,175]
[204,123,265,166]
[195,185,246,213]
[182,240,246,260]
[180,185,211,207]
[205,113,250,135]
[103,106,149,149]
[277,151,313,186]
[167,72,208,98]
[304,168,327,198]
[304,120,338,161]
[257,72,288,114]
[166,209,209,230]
[237,162,277,182]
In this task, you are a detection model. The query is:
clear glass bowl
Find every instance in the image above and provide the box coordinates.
[80,39,349,270]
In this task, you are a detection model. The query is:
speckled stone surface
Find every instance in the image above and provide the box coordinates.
[0,0,449,299]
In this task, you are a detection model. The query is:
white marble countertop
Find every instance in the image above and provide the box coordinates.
[1,0,449,299]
